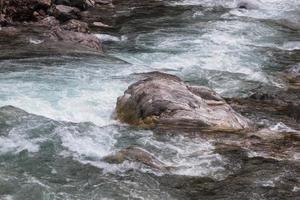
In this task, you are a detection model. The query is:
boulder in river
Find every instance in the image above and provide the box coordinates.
[116,72,252,132]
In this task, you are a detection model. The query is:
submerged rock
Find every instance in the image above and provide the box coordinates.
[103,146,170,171]
[277,19,300,31]
[227,82,300,129]
[116,72,252,132]
[282,64,300,89]
[237,0,261,9]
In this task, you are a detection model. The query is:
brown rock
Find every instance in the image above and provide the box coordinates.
[283,64,300,90]
[61,19,89,33]
[116,72,252,133]
[0,14,8,26]
[95,0,112,5]
[53,5,80,22]
[37,16,60,27]
[54,0,95,9]
[0,26,19,37]
[2,0,52,22]
[48,27,102,51]
[36,0,52,7]
[103,146,170,171]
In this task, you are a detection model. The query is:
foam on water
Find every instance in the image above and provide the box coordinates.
[0,133,40,154]
[94,34,127,42]
[137,134,226,178]
[114,16,280,95]
[0,57,130,126]
[270,122,299,133]
[95,34,120,42]
[55,124,117,159]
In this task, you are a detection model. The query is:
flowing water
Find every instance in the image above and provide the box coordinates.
[0,0,300,199]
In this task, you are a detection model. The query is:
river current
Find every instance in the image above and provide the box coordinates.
[0,0,300,199]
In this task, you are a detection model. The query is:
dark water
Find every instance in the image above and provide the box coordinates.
[0,0,300,199]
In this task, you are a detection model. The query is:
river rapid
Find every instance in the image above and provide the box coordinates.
[0,0,300,199]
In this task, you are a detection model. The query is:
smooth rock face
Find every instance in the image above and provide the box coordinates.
[116,72,252,132]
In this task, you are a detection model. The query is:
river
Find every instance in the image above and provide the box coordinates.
[0,0,300,199]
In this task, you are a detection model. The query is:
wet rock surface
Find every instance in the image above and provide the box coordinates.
[52,4,81,22]
[103,146,170,171]
[116,72,252,132]
[47,27,102,51]
[227,64,300,129]
[61,19,89,33]
[158,155,300,200]
[0,0,116,55]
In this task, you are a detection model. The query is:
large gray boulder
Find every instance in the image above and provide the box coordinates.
[116,72,252,133]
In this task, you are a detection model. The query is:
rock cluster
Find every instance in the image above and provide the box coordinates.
[0,0,114,52]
